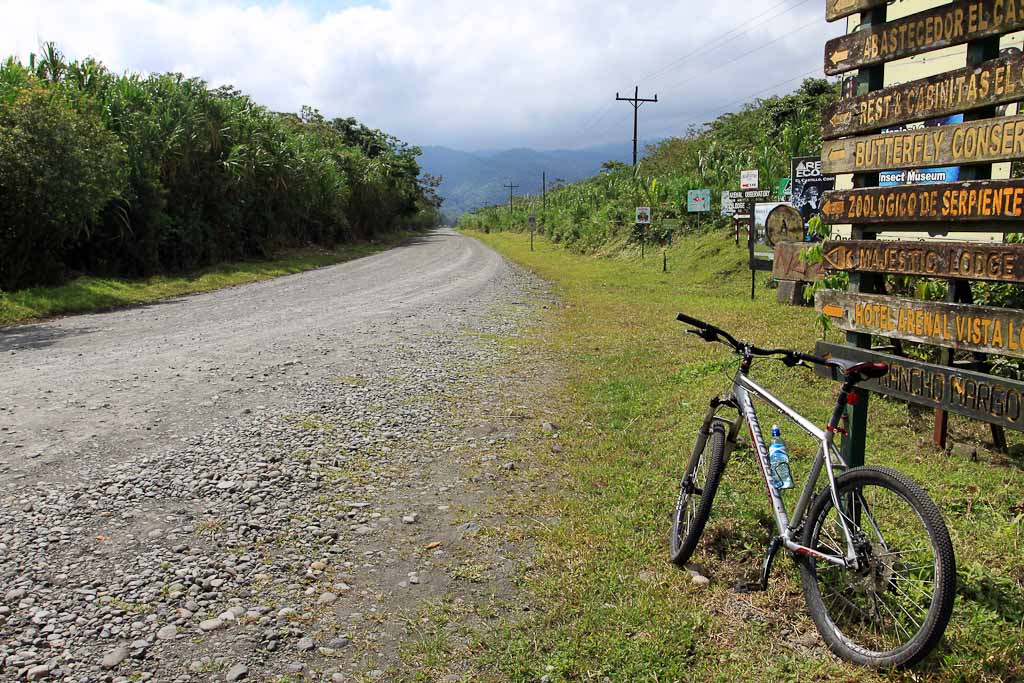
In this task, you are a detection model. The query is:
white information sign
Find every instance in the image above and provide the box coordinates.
[741,169,760,191]
[635,207,652,225]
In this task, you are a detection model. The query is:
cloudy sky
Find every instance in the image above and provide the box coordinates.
[1,0,845,151]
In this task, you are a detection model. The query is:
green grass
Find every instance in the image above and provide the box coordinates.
[408,230,1024,682]
[0,233,417,326]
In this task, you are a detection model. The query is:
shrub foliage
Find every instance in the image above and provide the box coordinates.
[0,44,441,290]
[461,78,838,251]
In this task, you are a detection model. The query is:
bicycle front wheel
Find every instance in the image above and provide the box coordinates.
[670,420,726,568]
[799,466,956,669]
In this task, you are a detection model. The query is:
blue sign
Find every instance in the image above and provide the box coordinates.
[881,114,963,186]
[688,189,711,213]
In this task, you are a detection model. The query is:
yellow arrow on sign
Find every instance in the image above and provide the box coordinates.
[824,247,850,269]
[822,304,844,318]
[830,111,852,127]
[832,0,857,12]
[827,147,847,162]
[829,48,850,65]
[823,200,845,216]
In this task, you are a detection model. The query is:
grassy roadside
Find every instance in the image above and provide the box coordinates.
[405,230,1024,683]
[0,232,418,327]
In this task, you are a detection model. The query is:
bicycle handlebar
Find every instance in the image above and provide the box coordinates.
[676,313,831,367]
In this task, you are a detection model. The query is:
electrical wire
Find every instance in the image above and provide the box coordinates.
[639,0,816,85]
[660,13,826,94]
[578,0,819,137]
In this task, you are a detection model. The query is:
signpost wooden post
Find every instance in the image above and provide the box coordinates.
[824,0,1024,76]
[822,114,1024,175]
[814,341,1024,432]
[825,0,887,23]
[822,53,1024,139]
[821,179,1024,224]
[814,2,1024,452]
[817,290,1024,358]
[821,240,1024,282]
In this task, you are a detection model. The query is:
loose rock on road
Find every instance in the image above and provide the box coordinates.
[0,230,555,682]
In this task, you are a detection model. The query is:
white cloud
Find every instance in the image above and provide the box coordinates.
[0,0,844,149]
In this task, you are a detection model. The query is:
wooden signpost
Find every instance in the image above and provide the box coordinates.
[823,53,1024,139]
[811,1,1024,453]
[826,0,888,23]
[821,240,1024,283]
[822,113,1024,174]
[820,179,1024,224]
[815,341,1024,432]
[824,0,1024,76]
[773,242,824,282]
[817,290,1024,358]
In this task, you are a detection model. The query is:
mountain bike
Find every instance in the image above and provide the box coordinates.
[670,313,956,669]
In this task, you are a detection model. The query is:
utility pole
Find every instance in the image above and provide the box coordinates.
[616,85,658,169]
[504,182,519,221]
[542,172,547,216]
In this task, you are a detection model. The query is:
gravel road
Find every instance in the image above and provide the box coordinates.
[0,229,555,682]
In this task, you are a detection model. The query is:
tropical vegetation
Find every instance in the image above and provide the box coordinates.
[0,43,441,291]
[459,78,838,252]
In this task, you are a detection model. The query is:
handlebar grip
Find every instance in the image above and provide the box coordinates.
[676,313,708,330]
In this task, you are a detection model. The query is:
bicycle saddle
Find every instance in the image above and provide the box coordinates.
[826,358,889,383]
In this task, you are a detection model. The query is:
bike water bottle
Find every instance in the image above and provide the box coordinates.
[769,425,794,490]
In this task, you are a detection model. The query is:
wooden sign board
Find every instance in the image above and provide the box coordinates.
[816,289,1024,358]
[773,242,824,282]
[814,341,1024,431]
[822,240,1024,283]
[826,0,887,23]
[823,114,1024,174]
[820,179,1024,224]
[824,0,1024,76]
[823,54,1024,139]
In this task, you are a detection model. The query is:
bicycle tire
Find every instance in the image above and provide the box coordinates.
[670,421,727,568]
[798,466,956,669]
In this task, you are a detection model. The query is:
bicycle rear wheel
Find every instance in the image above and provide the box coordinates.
[670,420,726,568]
[798,466,956,669]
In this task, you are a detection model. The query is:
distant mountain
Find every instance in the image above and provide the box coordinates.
[418,142,652,221]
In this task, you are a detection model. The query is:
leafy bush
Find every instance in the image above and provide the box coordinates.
[0,44,442,290]
[0,82,125,289]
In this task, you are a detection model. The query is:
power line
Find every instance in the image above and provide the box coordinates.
[640,0,815,84]
[660,13,825,94]
[579,0,816,138]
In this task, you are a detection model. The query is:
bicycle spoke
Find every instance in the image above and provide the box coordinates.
[805,472,949,662]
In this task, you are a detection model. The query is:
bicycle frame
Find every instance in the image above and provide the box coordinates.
[695,368,859,569]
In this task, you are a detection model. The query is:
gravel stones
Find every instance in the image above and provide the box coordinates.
[199,618,225,632]
[225,663,249,681]
[156,625,178,640]
[4,587,26,602]
[101,645,130,669]
[0,233,550,681]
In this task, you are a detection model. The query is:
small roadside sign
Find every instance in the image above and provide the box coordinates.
[741,169,760,190]
[721,190,745,216]
[687,189,711,213]
[636,207,652,224]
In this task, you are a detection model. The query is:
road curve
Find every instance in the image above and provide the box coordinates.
[0,229,509,487]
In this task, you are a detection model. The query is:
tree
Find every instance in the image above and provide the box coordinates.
[0,84,125,288]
